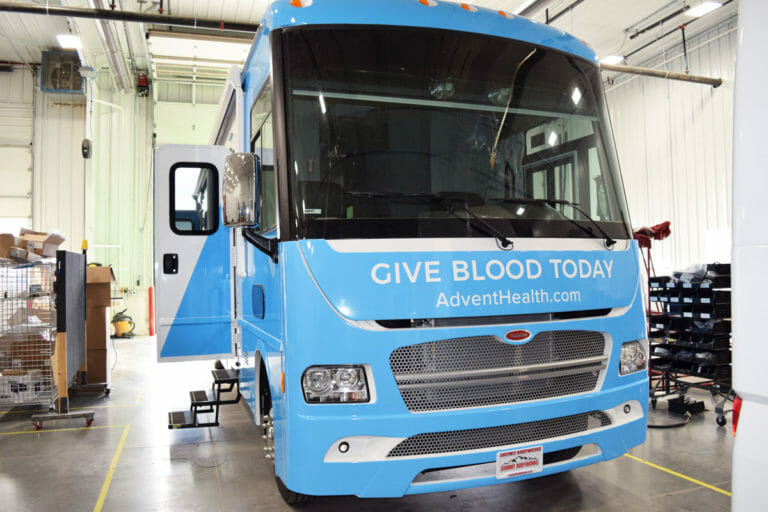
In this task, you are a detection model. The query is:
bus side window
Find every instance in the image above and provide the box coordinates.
[170,164,218,235]
[250,81,276,233]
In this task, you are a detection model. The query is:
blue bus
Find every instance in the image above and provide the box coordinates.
[154,0,648,503]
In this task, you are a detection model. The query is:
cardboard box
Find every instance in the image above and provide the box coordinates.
[86,307,110,350]
[0,234,24,259]
[19,228,66,257]
[86,349,109,384]
[0,333,55,371]
[86,266,116,308]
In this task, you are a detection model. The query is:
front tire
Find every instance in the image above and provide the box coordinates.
[275,475,315,506]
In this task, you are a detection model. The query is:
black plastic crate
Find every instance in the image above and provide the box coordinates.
[706,263,731,275]
[698,289,731,305]
[689,319,731,335]
[649,276,672,288]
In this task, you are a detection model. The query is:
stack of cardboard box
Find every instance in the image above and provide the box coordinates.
[84,266,116,384]
[0,229,65,262]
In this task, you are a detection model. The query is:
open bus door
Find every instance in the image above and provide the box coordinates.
[153,144,234,361]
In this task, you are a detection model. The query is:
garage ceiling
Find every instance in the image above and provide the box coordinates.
[0,0,738,89]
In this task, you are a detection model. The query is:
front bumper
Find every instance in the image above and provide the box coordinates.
[282,378,647,497]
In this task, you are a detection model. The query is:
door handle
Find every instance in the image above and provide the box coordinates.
[163,254,178,274]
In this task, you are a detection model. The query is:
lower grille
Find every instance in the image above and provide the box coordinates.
[387,410,611,458]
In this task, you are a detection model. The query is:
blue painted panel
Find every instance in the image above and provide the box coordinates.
[161,226,231,358]
[259,0,597,62]
[300,240,640,321]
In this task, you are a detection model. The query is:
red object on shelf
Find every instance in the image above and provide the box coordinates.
[148,286,155,336]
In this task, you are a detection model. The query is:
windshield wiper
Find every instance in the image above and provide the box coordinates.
[347,191,514,249]
[511,197,616,248]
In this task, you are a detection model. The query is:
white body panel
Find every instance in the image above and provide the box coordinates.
[731,1,768,509]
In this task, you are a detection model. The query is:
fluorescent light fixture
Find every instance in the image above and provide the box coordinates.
[319,94,327,115]
[685,1,722,17]
[600,55,625,65]
[56,34,83,50]
[571,87,582,106]
[548,132,558,147]
[513,0,537,15]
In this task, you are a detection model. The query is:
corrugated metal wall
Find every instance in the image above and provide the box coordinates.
[607,19,737,275]
[88,75,154,332]
[32,90,86,249]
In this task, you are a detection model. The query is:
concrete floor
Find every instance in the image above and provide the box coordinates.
[0,336,733,511]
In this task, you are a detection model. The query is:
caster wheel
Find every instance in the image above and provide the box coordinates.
[104,388,111,397]
[651,399,657,409]
[86,418,94,427]
[716,416,727,427]
[33,423,41,430]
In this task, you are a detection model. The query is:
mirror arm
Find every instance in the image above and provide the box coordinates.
[243,228,278,263]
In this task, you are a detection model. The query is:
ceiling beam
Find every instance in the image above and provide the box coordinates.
[0,2,260,33]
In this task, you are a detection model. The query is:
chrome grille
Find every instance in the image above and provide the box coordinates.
[390,331,606,412]
[388,411,611,458]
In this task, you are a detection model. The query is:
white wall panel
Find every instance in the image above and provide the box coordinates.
[32,91,86,252]
[607,20,737,275]
[154,102,220,145]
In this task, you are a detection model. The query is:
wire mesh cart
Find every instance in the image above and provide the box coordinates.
[0,261,58,410]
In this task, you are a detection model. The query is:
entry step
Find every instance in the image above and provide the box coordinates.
[212,368,238,384]
[190,390,216,407]
[168,410,195,429]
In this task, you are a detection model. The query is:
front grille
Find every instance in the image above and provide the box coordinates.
[390,331,606,412]
[388,411,611,458]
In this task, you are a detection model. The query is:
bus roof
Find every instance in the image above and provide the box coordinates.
[260,0,597,63]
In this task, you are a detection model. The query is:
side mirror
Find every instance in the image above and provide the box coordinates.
[223,152,260,227]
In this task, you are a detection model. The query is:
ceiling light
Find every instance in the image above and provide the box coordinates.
[571,87,582,105]
[513,0,537,15]
[56,34,83,50]
[548,132,558,147]
[600,55,625,65]
[684,1,722,18]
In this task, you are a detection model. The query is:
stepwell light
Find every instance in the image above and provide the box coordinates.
[620,340,648,375]
[548,131,558,147]
[685,1,722,18]
[302,366,370,403]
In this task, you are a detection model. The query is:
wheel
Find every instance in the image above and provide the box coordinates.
[651,398,657,409]
[104,388,111,396]
[86,418,94,427]
[33,422,41,430]
[716,415,727,427]
[275,475,315,505]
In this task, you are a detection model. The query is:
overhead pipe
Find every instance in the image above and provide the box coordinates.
[546,0,587,25]
[88,0,132,91]
[516,0,560,18]
[600,63,722,88]
[0,1,261,33]
[625,0,735,60]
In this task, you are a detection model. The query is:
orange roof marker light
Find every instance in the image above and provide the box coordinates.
[290,0,312,7]
[460,3,478,12]
[418,0,438,6]
[498,10,515,18]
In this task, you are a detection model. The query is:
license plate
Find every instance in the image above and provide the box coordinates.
[496,445,544,479]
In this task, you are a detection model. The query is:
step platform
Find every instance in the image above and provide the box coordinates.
[167,366,241,429]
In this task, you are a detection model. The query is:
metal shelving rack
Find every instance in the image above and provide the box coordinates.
[0,261,57,409]
[648,264,733,424]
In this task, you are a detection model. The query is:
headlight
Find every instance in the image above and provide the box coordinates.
[620,340,648,375]
[302,366,369,403]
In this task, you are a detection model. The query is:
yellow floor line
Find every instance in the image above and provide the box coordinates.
[211,439,226,510]
[623,454,732,497]
[0,424,125,436]
[93,424,131,512]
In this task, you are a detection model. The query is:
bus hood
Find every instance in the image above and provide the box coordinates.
[297,239,640,322]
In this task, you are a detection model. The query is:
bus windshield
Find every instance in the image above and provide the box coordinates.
[283,26,631,241]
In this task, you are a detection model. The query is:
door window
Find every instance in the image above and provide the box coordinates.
[170,164,219,235]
